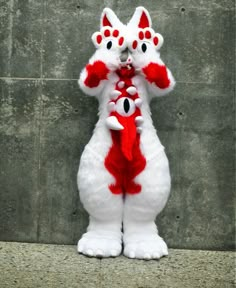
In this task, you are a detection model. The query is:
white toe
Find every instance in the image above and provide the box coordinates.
[96,249,104,257]
[144,253,151,260]
[129,251,135,258]
[86,249,94,257]
[153,252,160,259]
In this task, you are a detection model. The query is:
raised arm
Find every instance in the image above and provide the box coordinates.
[79,53,110,97]
[127,6,175,98]
[78,8,127,97]
[142,57,175,97]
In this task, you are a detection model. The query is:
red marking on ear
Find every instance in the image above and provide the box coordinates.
[132,40,138,49]
[96,35,102,44]
[145,30,151,39]
[104,29,110,37]
[138,31,144,40]
[113,29,119,37]
[138,11,150,28]
[153,36,159,46]
[118,36,124,46]
[102,14,112,27]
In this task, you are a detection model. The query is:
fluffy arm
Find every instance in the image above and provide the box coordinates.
[142,60,175,97]
[78,57,110,97]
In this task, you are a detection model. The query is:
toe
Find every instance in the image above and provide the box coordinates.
[128,251,136,259]
[77,244,84,253]
[95,249,104,257]
[152,251,160,259]
[111,249,119,257]
[86,249,94,257]
[143,253,151,260]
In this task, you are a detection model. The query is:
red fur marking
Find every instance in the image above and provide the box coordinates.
[104,71,146,195]
[145,30,151,39]
[96,34,102,44]
[116,66,135,78]
[153,36,158,46]
[118,37,124,46]
[142,62,170,89]
[132,40,138,49]
[139,31,144,40]
[102,14,112,27]
[84,61,109,88]
[138,11,150,28]
[113,29,119,37]
[104,29,110,37]
[105,131,146,195]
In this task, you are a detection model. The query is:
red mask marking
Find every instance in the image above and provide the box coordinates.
[104,68,146,195]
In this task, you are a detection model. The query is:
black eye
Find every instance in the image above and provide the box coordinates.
[124,98,130,113]
[107,41,112,49]
[141,43,147,53]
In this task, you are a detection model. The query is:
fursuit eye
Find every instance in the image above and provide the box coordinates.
[116,97,135,117]
[141,43,147,53]
[107,41,112,50]
[124,98,130,113]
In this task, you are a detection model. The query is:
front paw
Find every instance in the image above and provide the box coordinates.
[142,62,170,89]
[84,60,110,88]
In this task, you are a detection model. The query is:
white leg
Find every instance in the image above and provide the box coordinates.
[77,145,123,258]
[123,150,171,260]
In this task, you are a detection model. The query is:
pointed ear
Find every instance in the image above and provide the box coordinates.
[100,8,123,29]
[128,6,152,29]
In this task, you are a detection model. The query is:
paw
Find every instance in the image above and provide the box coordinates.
[78,231,122,258]
[92,27,126,50]
[84,60,110,88]
[124,234,168,260]
[142,62,170,89]
[130,28,163,52]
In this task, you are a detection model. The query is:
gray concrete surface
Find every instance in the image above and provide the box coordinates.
[0,0,235,250]
[0,241,235,288]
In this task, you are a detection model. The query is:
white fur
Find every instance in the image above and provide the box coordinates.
[77,7,175,260]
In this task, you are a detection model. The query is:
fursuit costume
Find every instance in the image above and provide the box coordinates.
[77,6,175,260]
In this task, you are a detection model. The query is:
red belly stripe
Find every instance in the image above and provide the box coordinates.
[104,69,146,195]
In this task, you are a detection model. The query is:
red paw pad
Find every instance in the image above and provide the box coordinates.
[132,40,138,49]
[118,37,124,46]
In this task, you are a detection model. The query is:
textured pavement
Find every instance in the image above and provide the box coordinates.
[0,241,235,288]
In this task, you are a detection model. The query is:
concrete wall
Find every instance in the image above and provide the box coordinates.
[0,0,235,250]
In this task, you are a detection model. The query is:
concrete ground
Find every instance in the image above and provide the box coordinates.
[0,241,235,288]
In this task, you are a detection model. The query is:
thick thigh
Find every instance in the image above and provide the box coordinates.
[124,149,171,222]
[78,145,123,220]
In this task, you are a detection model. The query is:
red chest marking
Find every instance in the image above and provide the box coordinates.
[104,69,146,195]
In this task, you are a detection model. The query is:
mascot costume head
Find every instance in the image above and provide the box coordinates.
[77,7,175,260]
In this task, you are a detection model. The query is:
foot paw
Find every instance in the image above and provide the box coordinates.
[124,234,168,260]
[77,231,122,258]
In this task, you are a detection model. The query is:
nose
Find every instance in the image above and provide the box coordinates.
[120,48,129,63]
